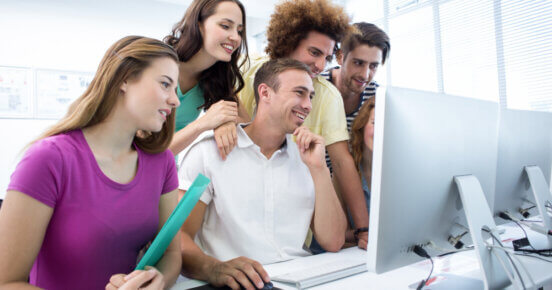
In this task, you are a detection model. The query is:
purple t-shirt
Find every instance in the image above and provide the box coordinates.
[8,130,178,290]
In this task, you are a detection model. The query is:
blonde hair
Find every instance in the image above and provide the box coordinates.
[35,36,179,154]
[350,97,376,173]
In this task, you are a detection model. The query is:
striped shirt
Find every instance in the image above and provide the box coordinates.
[320,67,378,170]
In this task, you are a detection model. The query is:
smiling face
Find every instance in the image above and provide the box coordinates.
[121,57,180,132]
[340,44,382,97]
[363,107,375,152]
[287,31,335,78]
[268,69,314,133]
[199,1,243,63]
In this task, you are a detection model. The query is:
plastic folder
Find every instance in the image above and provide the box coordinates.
[136,173,210,270]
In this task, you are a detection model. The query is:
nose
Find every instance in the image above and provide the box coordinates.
[229,29,241,44]
[301,96,312,114]
[362,67,371,80]
[169,90,180,108]
[313,57,326,75]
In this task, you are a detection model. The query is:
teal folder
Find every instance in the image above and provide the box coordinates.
[136,173,210,270]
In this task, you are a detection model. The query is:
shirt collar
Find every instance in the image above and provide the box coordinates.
[236,123,289,154]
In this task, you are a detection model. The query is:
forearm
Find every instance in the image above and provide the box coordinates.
[169,121,204,156]
[310,165,347,252]
[331,152,369,229]
[180,232,220,281]
[155,248,182,289]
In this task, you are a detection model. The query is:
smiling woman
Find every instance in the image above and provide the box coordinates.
[164,0,251,160]
[0,36,183,290]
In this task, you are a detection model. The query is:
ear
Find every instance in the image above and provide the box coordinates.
[257,83,272,103]
[336,49,344,66]
[120,80,128,94]
[199,21,205,38]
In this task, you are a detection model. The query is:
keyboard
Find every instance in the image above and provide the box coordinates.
[271,259,367,289]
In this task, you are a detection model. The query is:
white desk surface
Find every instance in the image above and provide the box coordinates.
[173,222,552,289]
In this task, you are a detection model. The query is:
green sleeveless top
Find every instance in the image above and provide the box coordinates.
[175,83,204,132]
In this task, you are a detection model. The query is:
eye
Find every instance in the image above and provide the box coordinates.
[220,24,230,29]
[325,56,333,63]
[369,63,379,70]
[161,81,170,89]
[309,49,321,57]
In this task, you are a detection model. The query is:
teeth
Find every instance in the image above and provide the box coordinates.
[222,44,234,50]
[294,111,306,120]
[160,110,167,117]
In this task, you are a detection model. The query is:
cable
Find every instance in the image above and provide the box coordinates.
[427,241,472,257]
[412,245,434,290]
[483,227,527,290]
[486,243,536,288]
[513,251,552,264]
[511,220,537,251]
[499,211,552,237]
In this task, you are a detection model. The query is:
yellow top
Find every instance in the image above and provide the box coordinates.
[239,56,349,146]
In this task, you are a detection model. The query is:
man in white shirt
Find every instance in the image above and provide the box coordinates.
[178,58,347,289]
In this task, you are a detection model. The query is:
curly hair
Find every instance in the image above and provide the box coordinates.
[164,0,248,110]
[265,0,350,59]
[350,97,376,174]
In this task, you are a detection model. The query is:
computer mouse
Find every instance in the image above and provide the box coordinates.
[259,281,274,290]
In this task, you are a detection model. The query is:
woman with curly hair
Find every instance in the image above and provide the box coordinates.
[165,0,249,160]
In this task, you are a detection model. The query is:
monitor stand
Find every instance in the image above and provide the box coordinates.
[524,165,552,247]
[454,175,519,290]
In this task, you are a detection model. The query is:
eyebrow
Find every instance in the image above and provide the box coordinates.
[295,86,315,97]
[309,46,324,56]
[162,75,174,84]
[222,18,243,27]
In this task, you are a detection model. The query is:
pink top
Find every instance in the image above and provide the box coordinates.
[8,130,178,290]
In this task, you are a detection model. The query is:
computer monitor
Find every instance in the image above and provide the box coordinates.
[493,108,552,227]
[367,87,499,274]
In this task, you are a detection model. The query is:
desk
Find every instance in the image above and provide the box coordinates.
[173,222,552,289]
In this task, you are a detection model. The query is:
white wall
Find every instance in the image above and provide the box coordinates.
[0,0,268,198]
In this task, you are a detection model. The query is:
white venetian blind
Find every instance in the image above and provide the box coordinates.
[345,0,552,112]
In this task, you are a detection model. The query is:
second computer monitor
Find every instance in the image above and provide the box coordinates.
[367,87,499,274]
[493,108,552,223]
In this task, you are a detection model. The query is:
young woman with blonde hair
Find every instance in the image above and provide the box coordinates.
[0,36,182,289]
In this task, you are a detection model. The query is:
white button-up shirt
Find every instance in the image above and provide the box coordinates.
[178,124,315,264]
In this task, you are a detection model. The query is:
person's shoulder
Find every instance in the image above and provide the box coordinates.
[26,131,81,160]
[242,55,269,75]
[182,133,218,159]
[313,76,341,99]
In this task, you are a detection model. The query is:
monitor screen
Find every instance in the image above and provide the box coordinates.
[367,87,499,274]
[493,108,552,223]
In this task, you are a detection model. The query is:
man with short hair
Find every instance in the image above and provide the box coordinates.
[319,22,389,246]
[238,0,371,250]
[322,22,390,132]
[178,58,346,289]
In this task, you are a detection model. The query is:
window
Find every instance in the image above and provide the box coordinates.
[346,0,552,111]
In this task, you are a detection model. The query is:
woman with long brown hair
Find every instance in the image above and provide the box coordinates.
[0,36,182,289]
[348,97,375,243]
[165,0,250,160]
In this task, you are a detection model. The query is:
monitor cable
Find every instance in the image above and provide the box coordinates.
[482,227,528,289]
[412,245,434,290]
